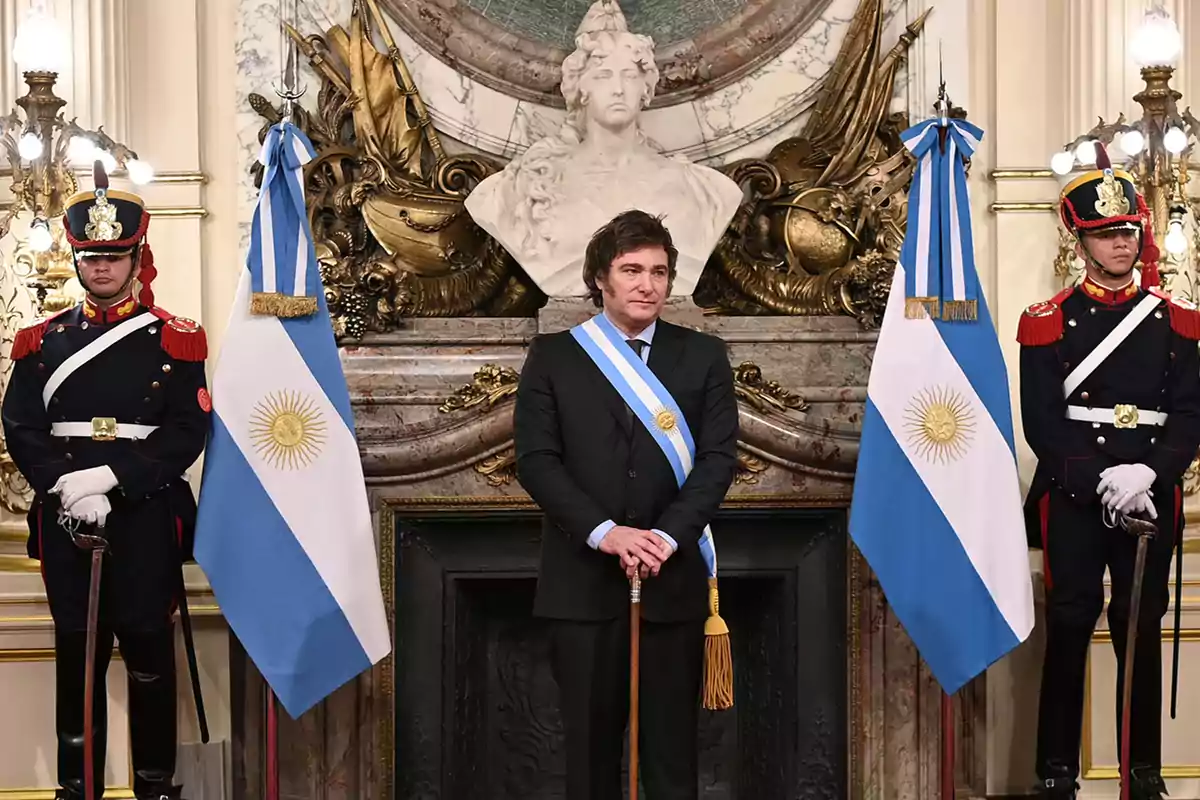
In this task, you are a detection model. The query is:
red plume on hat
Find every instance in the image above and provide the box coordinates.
[1092,140,1160,289]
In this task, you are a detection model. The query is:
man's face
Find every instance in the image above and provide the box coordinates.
[580,47,647,132]
[596,245,670,330]
[77,253,135,298]
[1077,228,1139,277]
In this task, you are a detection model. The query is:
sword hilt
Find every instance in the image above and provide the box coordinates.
[1123,516,1158,539]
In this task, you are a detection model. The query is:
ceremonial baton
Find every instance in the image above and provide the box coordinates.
[1119,514,1157,800]
[67,515,108,800]
[629,572,641,800]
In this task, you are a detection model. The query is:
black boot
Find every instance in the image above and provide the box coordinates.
[118,627,180,800]
[55,630,114,800]
[133,780,184,800]
[1131,766,1168,800]
[1035,762,1079,798]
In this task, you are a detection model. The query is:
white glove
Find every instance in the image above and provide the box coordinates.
[66,494,110,527]
[51,466,118,510]
[1125,491,1158,520]
[1097,464,1157,513]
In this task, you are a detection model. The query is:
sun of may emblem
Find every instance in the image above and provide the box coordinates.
[903,386,976,463]
[249,390,328,470]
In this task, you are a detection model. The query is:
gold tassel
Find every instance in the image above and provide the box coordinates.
[251,292,319,318]
[941,299,978,322]
[904,297,939,320]
[702,577,734,711]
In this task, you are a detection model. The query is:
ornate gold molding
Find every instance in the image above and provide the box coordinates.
[733,361,808,414]
[990,202,1056,212]
[473,449,516,487]
[438,365,519,414]
[734,452,769,484]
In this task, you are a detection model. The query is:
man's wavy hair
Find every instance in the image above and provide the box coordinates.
[582,210,678,308]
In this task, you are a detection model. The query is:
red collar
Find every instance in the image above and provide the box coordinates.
[1080,275,1138,306]
[83,295,139,324]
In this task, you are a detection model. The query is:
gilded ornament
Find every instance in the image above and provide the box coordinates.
[1094,172,1131,218]
[654,409,678,432]
[439,364,521,413]
[84,193,122,241]
[733,362,809,414]
[249,390,328,469]
[474,449,517,487]
[734,452,769,485]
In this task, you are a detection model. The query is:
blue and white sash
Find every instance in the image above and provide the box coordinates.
[570,314,718,578]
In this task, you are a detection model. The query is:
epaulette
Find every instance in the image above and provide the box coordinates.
[1017,285,1075,346]
[10,309,69,360]
[149,307,207,362]
[1150,288,1200,340]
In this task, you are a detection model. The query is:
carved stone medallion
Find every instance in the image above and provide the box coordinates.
[379,0,836,107]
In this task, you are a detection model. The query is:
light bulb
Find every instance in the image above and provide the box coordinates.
[17,131,42,161]
[1121,129,1146,156]
[1050,151,1075,175]
[67,136,95,165]
[1164,126,1188,154]
[1165,222,1188,256]
[28,221,52,253]
[12,7,67,74]
[95,149,117,174]
[126,158,154,185]
[1075,139,1097,165]
[1132,6,1182,69]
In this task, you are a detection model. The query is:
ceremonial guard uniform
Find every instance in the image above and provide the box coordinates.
[1019,144,1200,799]
[2,163,209,799]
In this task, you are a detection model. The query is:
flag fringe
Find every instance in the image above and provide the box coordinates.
[941,300,978,322]
[905,297,940,319]
[251,292,319,318]
[702,577,734,711]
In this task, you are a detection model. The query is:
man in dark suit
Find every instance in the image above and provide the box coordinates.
[514,210,739,800]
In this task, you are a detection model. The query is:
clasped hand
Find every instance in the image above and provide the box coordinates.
[1097,463,1157,519]
[599,525,673,579]
[50,466,118,512]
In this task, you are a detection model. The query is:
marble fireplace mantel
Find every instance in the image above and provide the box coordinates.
[229,301,987,800]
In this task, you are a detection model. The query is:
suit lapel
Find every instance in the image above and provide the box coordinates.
[647,319,685,387]
[570,334,634,436]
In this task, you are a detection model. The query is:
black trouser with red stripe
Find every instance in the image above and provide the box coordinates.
[1035,484,1178,780]
[34,493,183,799]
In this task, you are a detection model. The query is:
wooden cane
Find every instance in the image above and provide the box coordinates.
[629,573,642,800]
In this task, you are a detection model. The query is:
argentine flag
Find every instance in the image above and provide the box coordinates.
[194,122,391,717]
[849,117,1034,693]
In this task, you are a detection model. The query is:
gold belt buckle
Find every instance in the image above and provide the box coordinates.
[1113,404,1139,429]
[91,417,117,441]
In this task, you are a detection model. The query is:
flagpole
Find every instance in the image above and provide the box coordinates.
[941,690,954,800]
[266,686,279,800]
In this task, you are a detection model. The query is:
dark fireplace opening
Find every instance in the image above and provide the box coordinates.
[394,509,847,799]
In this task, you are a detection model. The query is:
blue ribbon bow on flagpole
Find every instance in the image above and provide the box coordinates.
[247,121,321,318]
[899,116,985,321]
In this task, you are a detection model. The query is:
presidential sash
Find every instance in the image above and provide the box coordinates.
[570,312,733,710]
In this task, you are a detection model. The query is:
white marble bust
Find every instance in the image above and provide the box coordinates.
[464,0,744,297]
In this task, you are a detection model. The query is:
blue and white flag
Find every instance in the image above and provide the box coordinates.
[849,119,1033,694]
[194,121,391,718]
[900,116,983,321]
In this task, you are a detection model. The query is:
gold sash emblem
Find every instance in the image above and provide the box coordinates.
[1094,172,1131,218]
[654,409,677,432]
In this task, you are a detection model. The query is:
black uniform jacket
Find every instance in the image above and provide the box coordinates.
[1,301,210,561]
[513,318,739,623]
[1018,278,1200,546]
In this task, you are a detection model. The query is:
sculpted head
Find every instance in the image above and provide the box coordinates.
[560,1,658,140]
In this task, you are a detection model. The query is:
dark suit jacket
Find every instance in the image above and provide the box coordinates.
[514,318,739,622]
